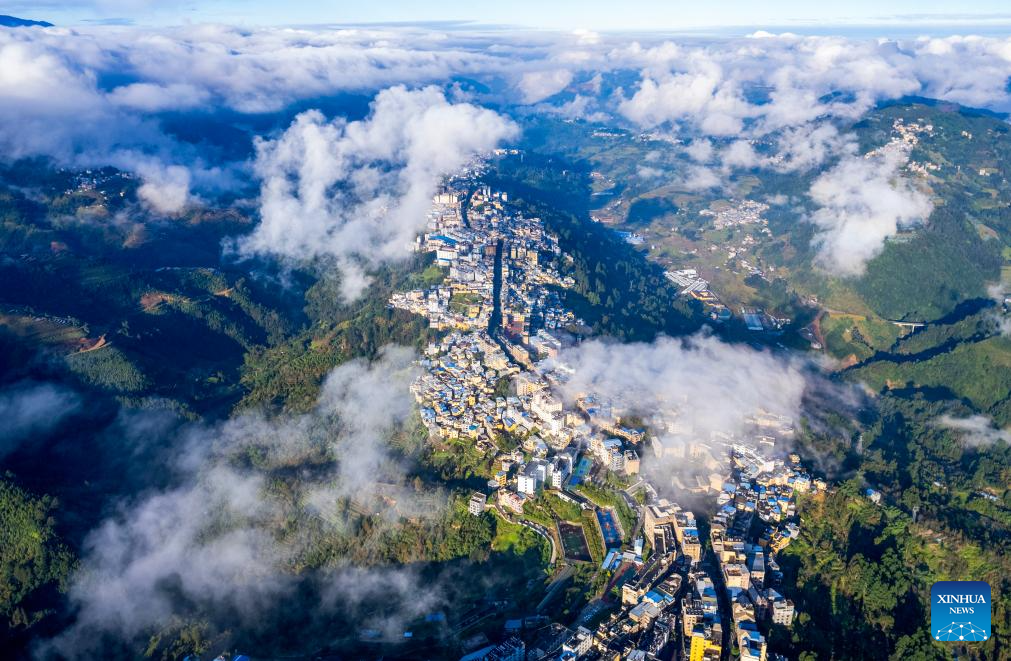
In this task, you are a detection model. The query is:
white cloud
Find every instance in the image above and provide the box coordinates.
[236,85,517,300]
[48,346,435,655]
[0,25,512,210]
[518,68,574,104]
[0,31,123,158]
[3,25,1011,208]
[807,146,933,276]
[135,162,192,214]
[679,164,722,191]
[773,122,853,172]
[721,140,763,170]
[938,414,1011,447]
[636,165,662,179]
[552,333,808,445]
[532,93,609,122]
[685,139,714,163]
[986,282,1011,336]
[0,381,80,458]
[612,33,1011,153]
[106,81,210,112]
[618,65,751,136]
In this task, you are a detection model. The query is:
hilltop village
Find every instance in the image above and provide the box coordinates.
[390,165,827,661]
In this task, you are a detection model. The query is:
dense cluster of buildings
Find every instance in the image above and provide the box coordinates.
[60,166,134,199]
[393,173,820,661]
[394,184,578,455]
[410,331,518,453]
[507,440,821,661]
[698,199,769,231]
[393,183,647,516]
[865,117,939,180]
[481,432,816,660]
[702,448,826,661]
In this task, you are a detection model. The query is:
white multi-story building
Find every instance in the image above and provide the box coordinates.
[531,390,563,418]
[550,454,573,488]
[594,437,624,470]
[517,474,538,496]
[562,626,593,657]
[771,599,795,627]
[468,492,487,516]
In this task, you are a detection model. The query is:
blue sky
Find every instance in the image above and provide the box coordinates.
[10,0,1011,33]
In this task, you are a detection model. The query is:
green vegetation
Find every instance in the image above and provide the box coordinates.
[778,482,1009,660]
[64,345,149,392]
[424,437,497,483]
[776,383,1011,659]
[892,310,993,356]
[853,334,1011,425]
[240,260,439,412]
[579,509,605,565]
[801,104,1010,323]
[852,210,1001,321]
[448,291,482,314]
[144,619,221,661]
[0,479,74,635]
[0,160,551,657]
[291,492,516,568]
[549,563,610,625]
[486,155,706,341]
[573,483,635,542]
[626,197,678,226]
[415,264,446,288]
[522,492,583,529]
[819,312,904,362]
[545,492,584,523]
[4,105,1011,660]
[492,514,550,564]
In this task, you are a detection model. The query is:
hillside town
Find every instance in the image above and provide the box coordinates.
[390,173,826,661]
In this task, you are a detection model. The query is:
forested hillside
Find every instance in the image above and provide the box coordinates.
[0,160,551,657]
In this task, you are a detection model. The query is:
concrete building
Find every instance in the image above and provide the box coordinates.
[771,599,795,627]
[550,454,572,488]
[682,530,703,564]
[468,492,487,516]
[517,474,538,496]
[643,500,680,540]
[737,624,768,661]
[460,636,526,661]
[561,626,593,657]
[499,490,525,514]
[723,563,751,590]
[682,598,704,637]
[688,625,721,661]
[623,449,640,475]
[514,372,544,396]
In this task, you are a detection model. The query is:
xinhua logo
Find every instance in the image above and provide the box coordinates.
[931,581,991,642]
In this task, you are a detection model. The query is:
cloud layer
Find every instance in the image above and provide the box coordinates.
[807,145,934,275]
[0,381,81,458]
[0,25,1009,234]
[613,34,1011,137]
[236,85,517,298]
[47,346,434,656]
[938,414,1011,447]
[552,332,808,443]
[4,26,1011,176]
